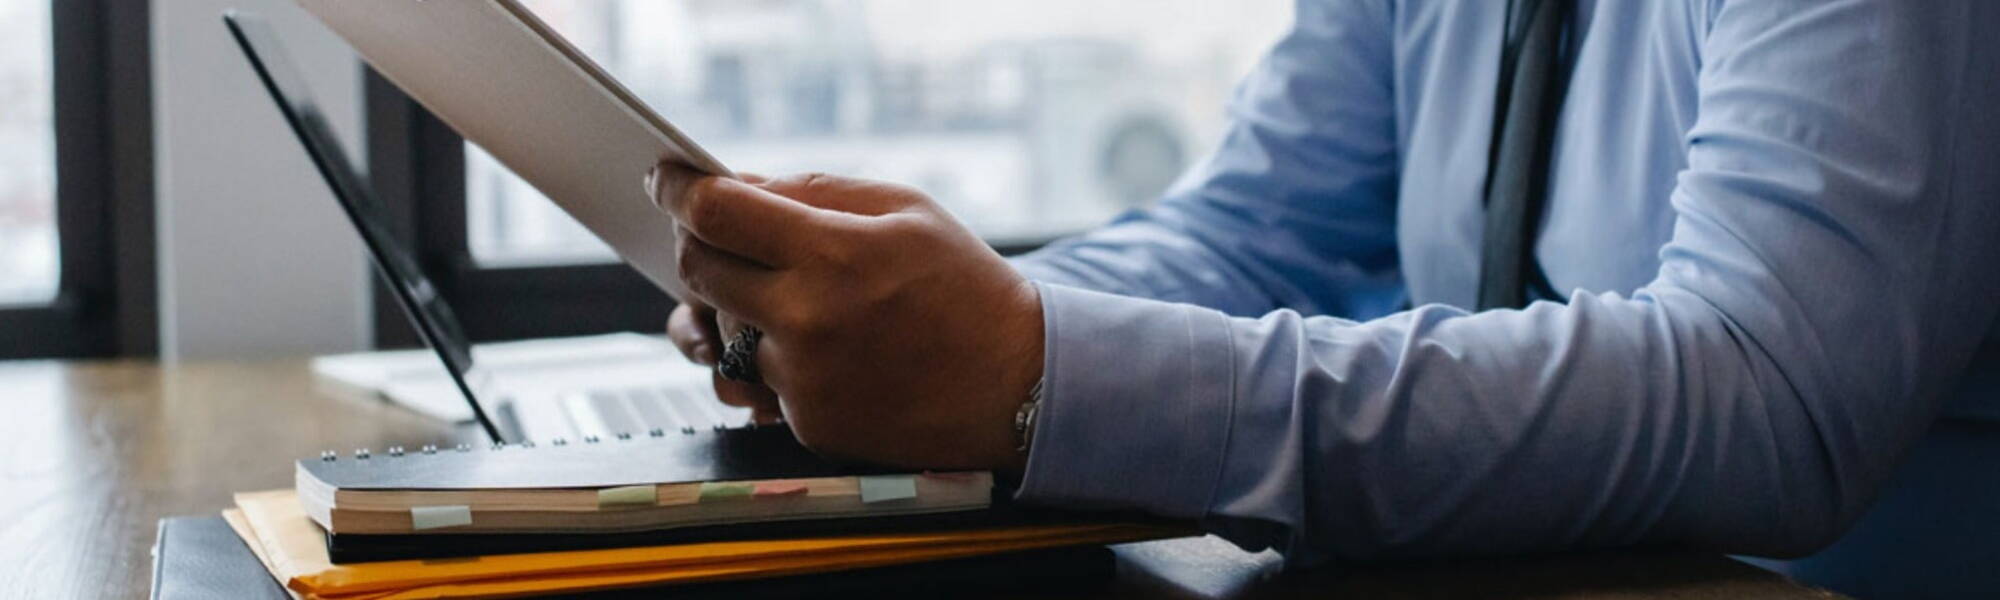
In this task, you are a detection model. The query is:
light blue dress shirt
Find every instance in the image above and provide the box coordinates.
[1011,0,2000,592]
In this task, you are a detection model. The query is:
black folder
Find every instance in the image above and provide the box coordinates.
[151,517,293,600]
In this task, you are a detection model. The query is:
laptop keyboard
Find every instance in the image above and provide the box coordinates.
[558,384,751,440]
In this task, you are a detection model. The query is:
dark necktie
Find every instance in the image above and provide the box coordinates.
[1476,0,1572,311]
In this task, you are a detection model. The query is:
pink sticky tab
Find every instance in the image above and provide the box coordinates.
[753,481,809,497]
[921,471,978,481]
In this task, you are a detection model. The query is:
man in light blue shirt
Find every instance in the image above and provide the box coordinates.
[652,0,2000,596]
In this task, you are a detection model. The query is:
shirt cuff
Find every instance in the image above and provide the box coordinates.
[1007,254,1082,289]
[1014,281,1237,519]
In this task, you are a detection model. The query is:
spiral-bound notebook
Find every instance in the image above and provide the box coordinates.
[299,425,1055,563]
[299,424,996,533]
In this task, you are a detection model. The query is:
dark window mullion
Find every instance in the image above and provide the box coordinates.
[52,0,114,319]
[102,0,157,356]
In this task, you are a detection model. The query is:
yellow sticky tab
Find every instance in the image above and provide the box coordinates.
[597,485,657,509]
[410,505,472,531]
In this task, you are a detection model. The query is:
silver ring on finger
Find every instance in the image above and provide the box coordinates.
[717,326,764,384]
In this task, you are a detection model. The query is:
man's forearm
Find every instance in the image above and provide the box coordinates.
[1014,283,1900,562]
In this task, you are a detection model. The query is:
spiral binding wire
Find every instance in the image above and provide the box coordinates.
[317,419,782,462]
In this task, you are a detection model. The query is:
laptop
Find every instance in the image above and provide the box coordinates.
[224,10,749,445]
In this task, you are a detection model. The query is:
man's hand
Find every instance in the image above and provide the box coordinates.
[649,167,1043,474]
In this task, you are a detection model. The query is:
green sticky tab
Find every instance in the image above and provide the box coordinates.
[410,505,472,531]
[597,485,657,509]
[858,476,918,504]
[698,482,754,501]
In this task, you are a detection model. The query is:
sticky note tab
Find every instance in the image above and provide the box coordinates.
[657,483,701,506]
[410,505,473,531]
[858,475,918,504]
[597,485,657,508]
[753,481,809,497]
[698,482,754,501]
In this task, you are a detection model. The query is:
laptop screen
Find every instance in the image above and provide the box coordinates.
[225,10,505,443]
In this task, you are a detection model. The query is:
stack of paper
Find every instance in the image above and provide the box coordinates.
[304,470,990,535]
[226,490,1187,599]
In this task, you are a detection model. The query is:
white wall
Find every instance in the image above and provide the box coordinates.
[154,0,371,360]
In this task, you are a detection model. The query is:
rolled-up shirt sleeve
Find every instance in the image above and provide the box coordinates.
[1016,0,2000,563]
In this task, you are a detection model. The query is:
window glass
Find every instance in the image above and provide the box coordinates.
[469,0,1291,266]
[0,0,59,303]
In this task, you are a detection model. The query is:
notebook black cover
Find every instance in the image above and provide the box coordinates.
[300,424,916,490]
[155,515,1116,599]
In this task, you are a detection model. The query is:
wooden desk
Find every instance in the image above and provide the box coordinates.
[0,359,1838,599]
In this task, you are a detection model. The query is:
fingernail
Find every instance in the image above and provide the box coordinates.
[691,342,716,365]
[644,166,658,195]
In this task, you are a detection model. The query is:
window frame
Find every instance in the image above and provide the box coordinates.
[0,0,155,359]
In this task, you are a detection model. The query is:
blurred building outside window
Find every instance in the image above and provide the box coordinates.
[468,0,1291,266]
[0,0,59,304]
